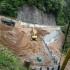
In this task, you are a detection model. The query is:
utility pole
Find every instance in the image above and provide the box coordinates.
[61,48,70,70]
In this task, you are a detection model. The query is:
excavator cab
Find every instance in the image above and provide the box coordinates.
[32,35,37,40]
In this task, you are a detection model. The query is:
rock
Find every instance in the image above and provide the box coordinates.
[17,4,56,26]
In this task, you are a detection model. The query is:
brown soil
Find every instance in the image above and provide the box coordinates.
[48,32,64,60]
[35,28,49,36]
[0,23,52,66]
[0,25,39,55]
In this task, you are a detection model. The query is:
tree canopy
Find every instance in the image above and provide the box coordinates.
[0,0,69,25]
[0,45,24,70]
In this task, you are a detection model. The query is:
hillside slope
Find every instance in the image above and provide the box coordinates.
[17,5,56,26]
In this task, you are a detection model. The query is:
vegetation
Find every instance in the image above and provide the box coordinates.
[0,45,24,70]
[62,41,70,55]
[61,0,70,54]
[64,0,70,23]
[0,0,69,25]
[64,33,70,54]
[0,0,25,17]
[61,24,68,34]
[61,23,70,54]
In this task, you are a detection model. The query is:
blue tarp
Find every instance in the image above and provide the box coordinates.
[43,30,59,44]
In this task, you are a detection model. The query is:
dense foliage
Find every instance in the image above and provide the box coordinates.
[64,0,70,22]
[62,41,70,54]
[0,45,24,70]
[61,0,70,54]
[0,0,25,17]
[27,0,66,25]
[61,23,70,54]
[0,0,69,25]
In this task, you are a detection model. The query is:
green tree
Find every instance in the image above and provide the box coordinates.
[0,45,24,70]
[0,0,66,25]
[64,0,70,22]
[0,0,25,17]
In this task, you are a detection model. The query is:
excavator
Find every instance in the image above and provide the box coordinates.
[31,28,37,40]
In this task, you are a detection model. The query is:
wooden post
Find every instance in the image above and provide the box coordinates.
[61,48,70,70]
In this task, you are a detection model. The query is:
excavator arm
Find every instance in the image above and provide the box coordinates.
[31,28,37,40]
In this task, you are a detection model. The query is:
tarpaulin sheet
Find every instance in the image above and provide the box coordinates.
[43,30,59,44]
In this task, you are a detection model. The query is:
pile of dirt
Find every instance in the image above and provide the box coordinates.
[37,28,49,37]
[0,26,25,54]
[0,24,44,55]
[0,24,12,31]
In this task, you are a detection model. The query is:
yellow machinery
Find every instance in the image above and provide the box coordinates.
[31,28,37,40]
[61,48,70,70]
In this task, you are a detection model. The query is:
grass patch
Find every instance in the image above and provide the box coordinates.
[0,45,24,70]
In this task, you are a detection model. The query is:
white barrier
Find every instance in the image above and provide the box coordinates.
[19,21,61,33]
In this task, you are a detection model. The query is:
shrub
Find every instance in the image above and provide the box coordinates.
[0,45,24,70]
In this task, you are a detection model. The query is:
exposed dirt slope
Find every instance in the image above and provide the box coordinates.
[0,23,53,66]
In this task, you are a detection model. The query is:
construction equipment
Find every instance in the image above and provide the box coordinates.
[60,48,70,70]
[31,28,37,40]
[1,18,15,27]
